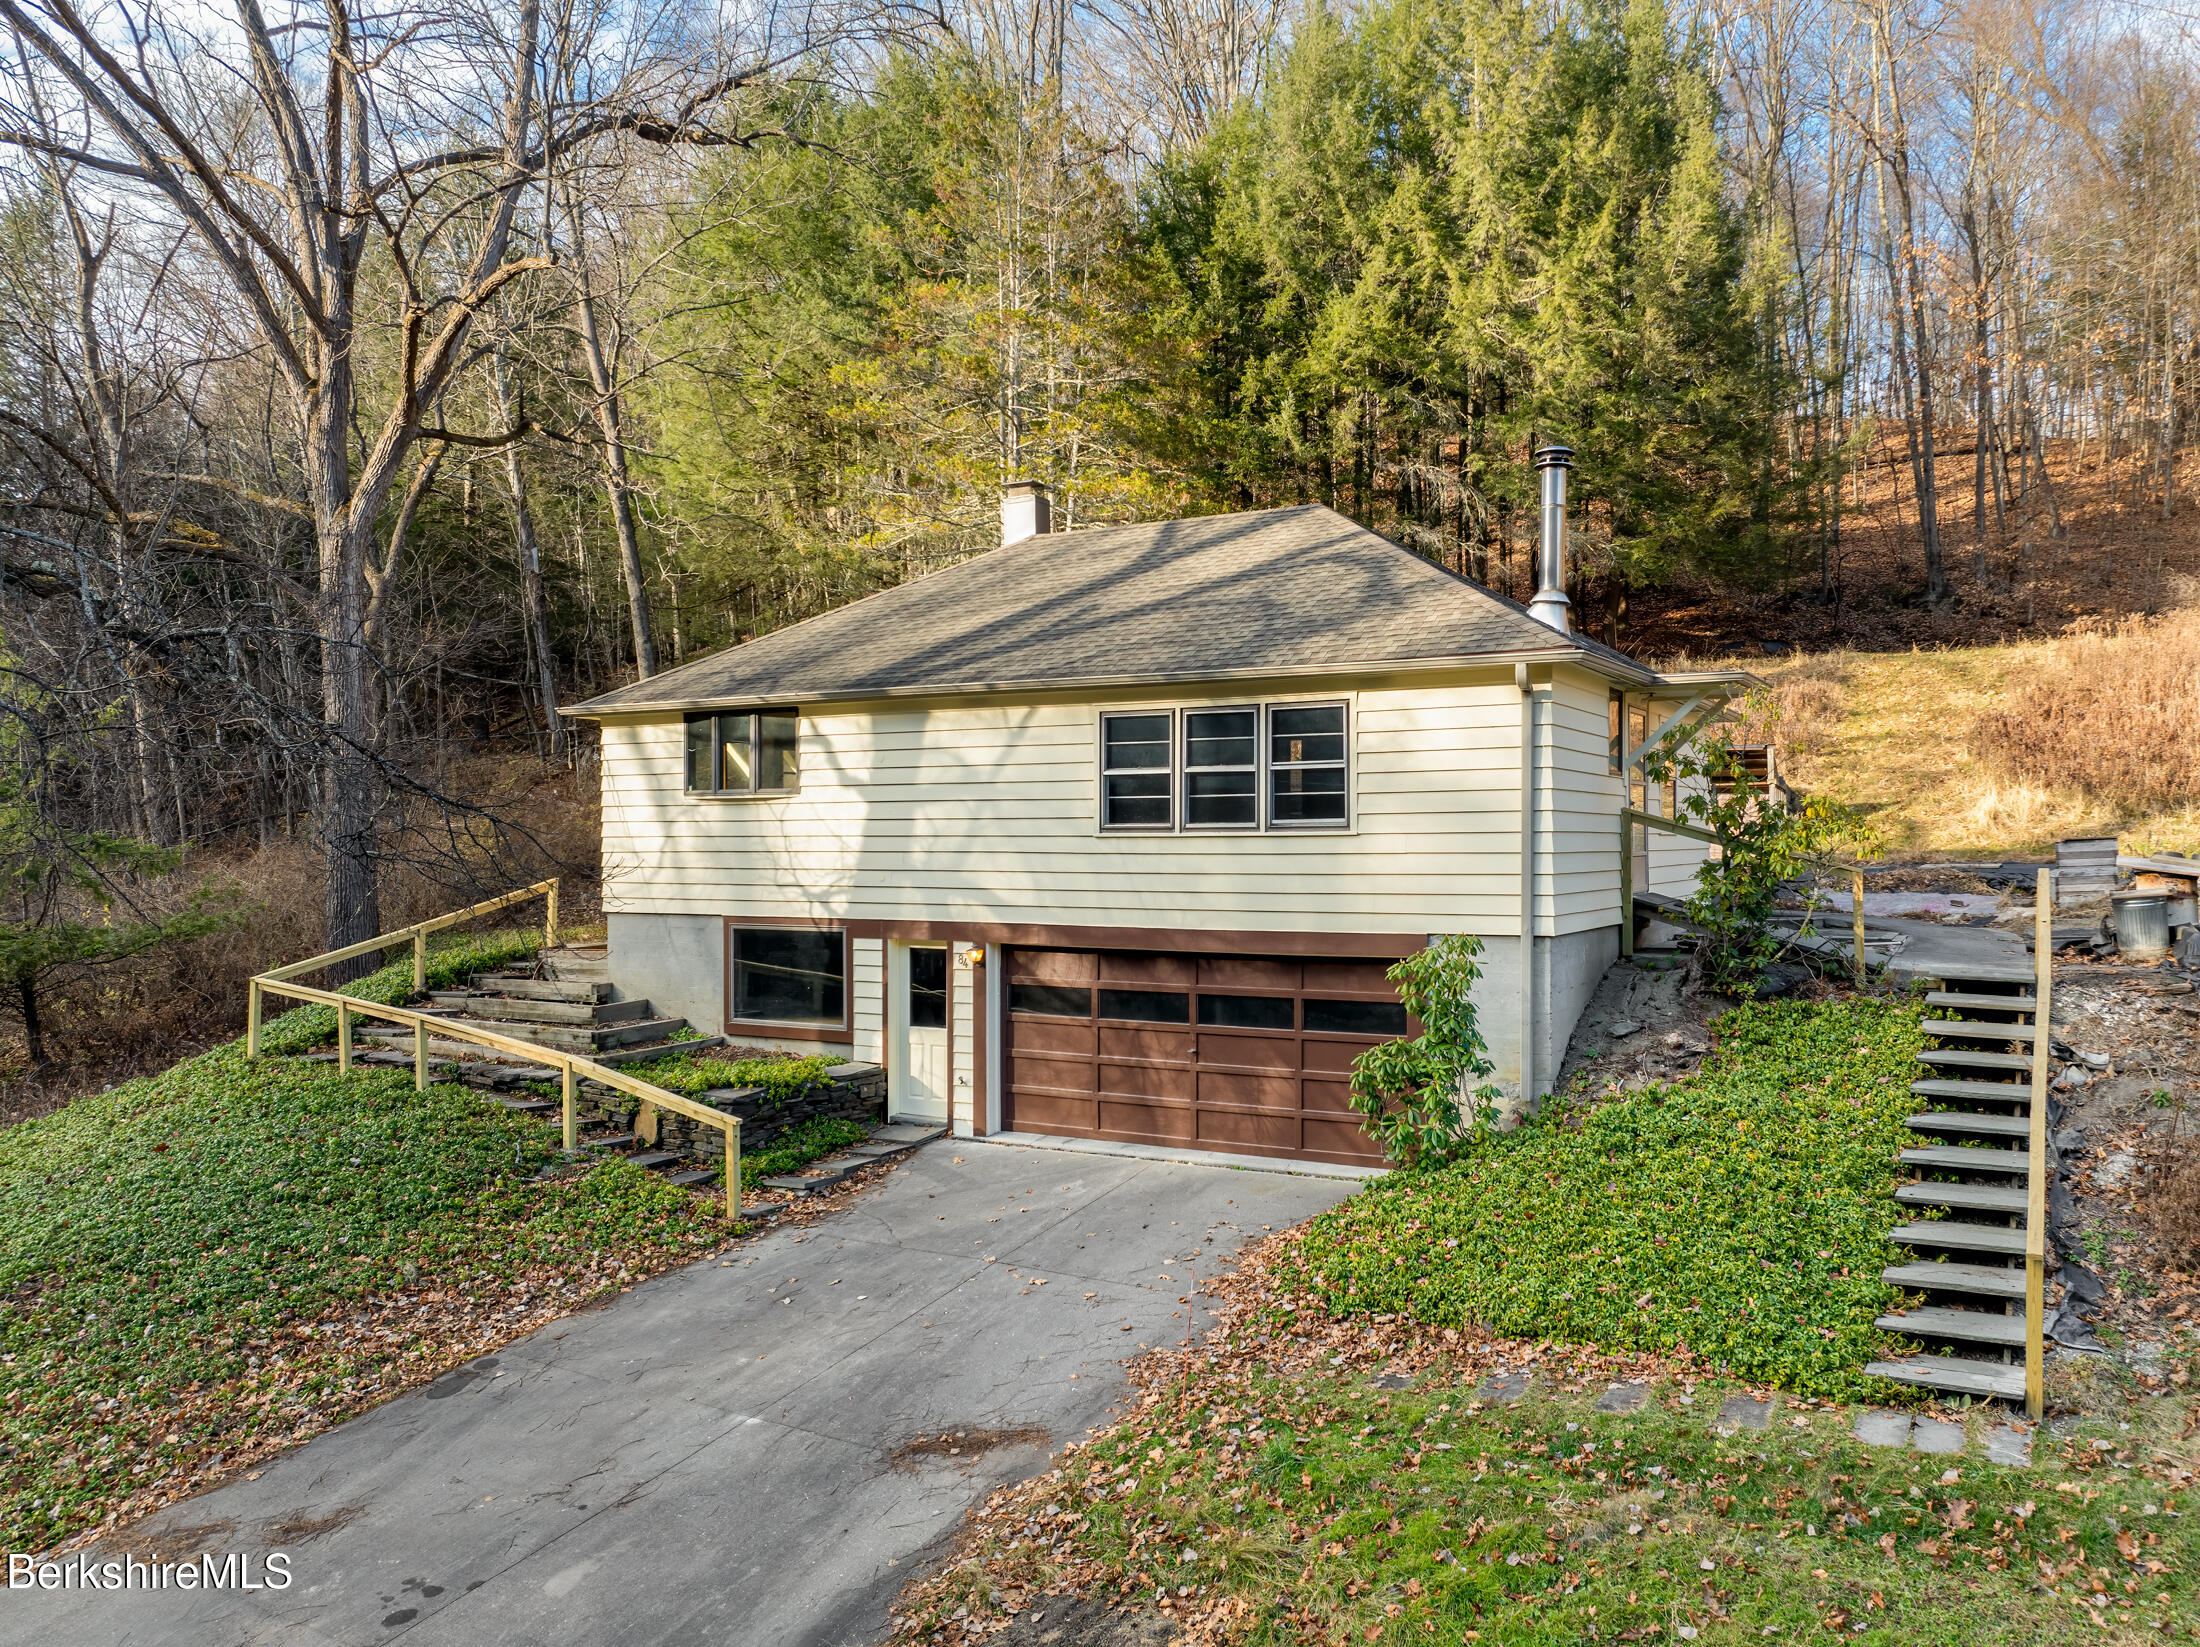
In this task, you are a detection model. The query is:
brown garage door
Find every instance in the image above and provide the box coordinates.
[1002,947,1410,1167]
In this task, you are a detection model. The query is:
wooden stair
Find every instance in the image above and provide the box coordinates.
[1865,973,2046,1404]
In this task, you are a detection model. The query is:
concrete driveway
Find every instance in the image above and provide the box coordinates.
[3,1140,1356,1647]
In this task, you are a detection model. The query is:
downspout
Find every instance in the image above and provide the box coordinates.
[1516,662,1536,1117]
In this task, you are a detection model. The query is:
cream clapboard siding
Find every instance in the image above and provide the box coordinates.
[950,943,978,1135]
[1539,669,1622,936]
[851,937,885,1064]
[600,671,1631,939]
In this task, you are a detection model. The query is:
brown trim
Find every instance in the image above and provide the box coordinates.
[945,941,958,1132]
[722,916,855,1041]
[843,921,1424,959]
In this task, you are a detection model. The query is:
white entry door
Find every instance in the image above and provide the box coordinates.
[891,943,951,1123]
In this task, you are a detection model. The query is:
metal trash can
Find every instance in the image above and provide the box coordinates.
[2111,891,2172,962]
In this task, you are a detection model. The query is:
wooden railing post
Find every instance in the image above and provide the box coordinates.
[337,1000,352,1074]
[413,930,427,993]
[561,1059,577,1153]
[1852,869,1868,990]
[544,880,559,951]
[246,980,262,1059]
[414,1018,429,1092]
[2026,868,2053,1421]
[725,1118,741,1224]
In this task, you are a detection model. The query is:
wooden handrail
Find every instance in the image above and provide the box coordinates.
[245,882,740,1222]
[259,878,562,987]
[2026,868,2052,1419]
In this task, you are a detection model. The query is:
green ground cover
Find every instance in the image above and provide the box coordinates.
[618,1050,837,1104]
[920,1365,2194,1645]
[1287,996,1927,1398]
[0,932,769,1552]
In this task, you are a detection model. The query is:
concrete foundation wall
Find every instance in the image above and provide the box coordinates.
[606,910,856,1057]
[1462,925,1619,1108]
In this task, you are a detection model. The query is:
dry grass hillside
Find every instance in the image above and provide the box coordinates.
[1708,609,2200,859]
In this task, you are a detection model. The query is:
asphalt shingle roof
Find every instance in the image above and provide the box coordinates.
[568,504,1659,715]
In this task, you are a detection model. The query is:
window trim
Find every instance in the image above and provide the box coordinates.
[721,916,852,1040]
[1093,696,1354,836]
[1264,700,1351,831]
[685,709,802,798]
[1098,708,1178,833]
[1180,704,1261,833]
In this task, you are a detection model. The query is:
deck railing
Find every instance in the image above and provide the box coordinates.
[245,878,740,1222]
[2026,869,2052,1419]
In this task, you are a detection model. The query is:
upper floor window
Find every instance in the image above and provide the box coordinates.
[1101,712,1173,829]
[1100,701,1349,832]
[686,710,799,795]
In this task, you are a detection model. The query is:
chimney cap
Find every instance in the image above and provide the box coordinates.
[1533,444,1575,470]
[1002,478,1050,497]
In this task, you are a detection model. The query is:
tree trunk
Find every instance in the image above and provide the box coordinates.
[18,976,44,1070]
[497,355,564,756]
[567,270,657,680]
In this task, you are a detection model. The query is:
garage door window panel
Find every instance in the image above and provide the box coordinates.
[1303,997,1410,1036]
[1009,983,1093,1018]
[1196,992,1297,1031]
[1097,988,1191,1023]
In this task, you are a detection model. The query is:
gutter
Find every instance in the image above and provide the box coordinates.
[560,645,1670,720]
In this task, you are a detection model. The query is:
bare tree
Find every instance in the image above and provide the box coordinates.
[0,0,815,963]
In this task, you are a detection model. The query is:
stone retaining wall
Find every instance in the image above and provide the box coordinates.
[636,1062,887,1155]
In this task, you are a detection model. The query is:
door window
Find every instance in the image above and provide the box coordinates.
[908,947,948,1030]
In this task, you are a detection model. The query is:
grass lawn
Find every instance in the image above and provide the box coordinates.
[1286,996,1924,1399]
[906,1359,2197,1645]
[0,930,853,1553]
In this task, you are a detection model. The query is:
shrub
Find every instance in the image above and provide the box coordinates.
[1346,935,1507,1166]
[1643,737,1872,994]
[1972,608,2200,809]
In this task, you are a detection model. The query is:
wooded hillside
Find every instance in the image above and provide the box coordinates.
[0,0,2194,1074]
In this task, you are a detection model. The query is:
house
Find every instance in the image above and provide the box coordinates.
[565,462,1751,1169]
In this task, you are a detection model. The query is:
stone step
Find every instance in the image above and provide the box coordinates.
[1917,1047,2034,1073]
[428,991,653,1028]
[1923,990,2037,1016]
[1899,1144,2030,1176]
[1910,1078,2034,1107]
[468,974,611,1004]
[1882,1261,2028,1299]
[1889,1219,2030,1256]
[1865,1355,2027,1401]
[422,1014,687,1054]
[498,1097,558,1116]
[1896,1180,2030,1214]
[582,1133,638,1151]
[1877,1306,2028,1348]
[1907,1111,2032,1140]
[1922,1018,2039,1042]
[664,1168,719,1187]
[542,948,612,983]
[628,1151,686,1172]
[593,1035,723,1067]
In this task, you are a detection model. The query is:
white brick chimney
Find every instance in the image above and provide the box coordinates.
[1001,480,1052,547]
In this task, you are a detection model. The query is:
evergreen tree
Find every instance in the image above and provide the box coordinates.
[1141,0,1812,624]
